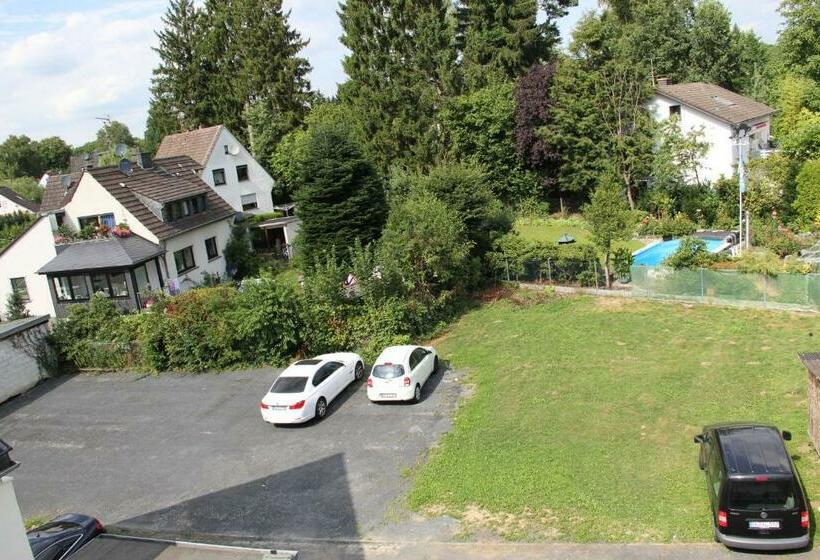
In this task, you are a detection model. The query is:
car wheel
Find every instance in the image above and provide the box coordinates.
[315,397,328,420]
[413,384,422,403]
[433,356,440,374]
[698,447,706,470]
[354,362,364,381]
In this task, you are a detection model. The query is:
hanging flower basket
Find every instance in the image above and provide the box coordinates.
[112,224,132,238]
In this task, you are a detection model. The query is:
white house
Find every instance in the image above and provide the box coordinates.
[648,80,776,184]
[155,125,275,214]
[1,153,236,318]
[0,187,39,216]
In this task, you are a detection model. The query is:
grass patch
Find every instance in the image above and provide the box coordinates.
[515,217,646,253]
[271,266,301,289]
[410,295,820,542]
[25,515,49,530]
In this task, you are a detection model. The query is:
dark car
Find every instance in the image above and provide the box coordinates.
[694,422,810,551]
[27,514,104,560]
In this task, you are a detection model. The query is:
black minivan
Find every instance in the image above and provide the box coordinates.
[694,422,810,551]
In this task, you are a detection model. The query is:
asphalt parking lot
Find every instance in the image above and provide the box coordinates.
[0,366,462,558]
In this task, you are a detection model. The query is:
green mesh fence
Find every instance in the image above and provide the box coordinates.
[631,267,820,310]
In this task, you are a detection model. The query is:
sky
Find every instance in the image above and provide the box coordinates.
[0,0,784,146]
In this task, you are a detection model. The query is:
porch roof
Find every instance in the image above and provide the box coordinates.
[256,216,300,229]
[38,234,165,274]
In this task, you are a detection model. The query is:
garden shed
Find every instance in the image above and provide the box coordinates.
[801,352,820,453]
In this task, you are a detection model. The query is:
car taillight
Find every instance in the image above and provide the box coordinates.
[367,377,373,388]
[802,511,810,528]
[717,510,728,528]
[289,400,305,410]
[94,519,105,533]
[403,376,411,387]
[259,403,269,410]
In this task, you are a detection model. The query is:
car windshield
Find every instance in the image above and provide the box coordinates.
[270,376,308,393]
[728,480,797,511]
[372,364,405,379]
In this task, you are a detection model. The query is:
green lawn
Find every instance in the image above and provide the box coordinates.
[515,217,646,252]
[271,266,302,289]
[410,295,820,542]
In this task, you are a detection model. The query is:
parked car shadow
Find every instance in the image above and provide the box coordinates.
[0,373,77,420]
[113,453,364,559]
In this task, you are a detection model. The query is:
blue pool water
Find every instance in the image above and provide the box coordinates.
[633,238,725,267]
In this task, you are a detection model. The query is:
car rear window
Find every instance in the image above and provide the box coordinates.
[728,479,797,510]
[372,364,405,379]
[270,377,308,393]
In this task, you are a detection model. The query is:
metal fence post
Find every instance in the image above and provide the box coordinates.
[700,268,705,299]
[763,275,768,306]
[547,259,552,284]
[505,259,510,282]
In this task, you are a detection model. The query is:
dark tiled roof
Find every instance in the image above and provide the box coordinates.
[656,82,775,126]
[87,156,235,241]
[40,172,83,213]
[38,234,165,274]
[155,125,223,165]
[0,186,39,212]
[801,353,820,381]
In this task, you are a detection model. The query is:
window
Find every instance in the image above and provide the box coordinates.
[669,105,681,118]
[10,277,29,302]
[69,275,89,300]
[78,213,115,229]
[372,364,405,379]
[205,236,219,260]
[728,480,796,511]
[241,193,258,211]
[312,362,342,387]
[270,377,308,393]
[53,275,90,301]
[173,246,196,274]
[410,348,429,370]
[212,168,226,186]
[90,272,129,298]
[236,164,249,182]
[53,276,72,301]
[55,212,65,227]
[163,195,208,222]
[224,144,229,154]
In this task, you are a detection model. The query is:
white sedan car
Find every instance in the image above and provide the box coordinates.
[260,352,364,424]
[367,345,439,403]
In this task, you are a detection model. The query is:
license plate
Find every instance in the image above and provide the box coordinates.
[271,405,287,411]
[749,520,780,530]
[380,393,397,398]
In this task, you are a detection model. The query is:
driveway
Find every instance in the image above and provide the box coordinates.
[0,367,462,559]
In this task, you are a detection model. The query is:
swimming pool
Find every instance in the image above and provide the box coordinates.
[633,238,727,267]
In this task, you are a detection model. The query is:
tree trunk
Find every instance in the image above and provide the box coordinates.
[559,195,565,216]
[604,252,612,289]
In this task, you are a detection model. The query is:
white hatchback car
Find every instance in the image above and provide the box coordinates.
[367,345,439,403]
[260,352,364,424]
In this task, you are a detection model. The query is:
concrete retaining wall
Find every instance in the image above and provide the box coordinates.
[0,315,50,403]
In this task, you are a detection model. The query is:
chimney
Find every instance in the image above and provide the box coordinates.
[657,77,670,87]
[118,158,133,176]
[135,152,153,170]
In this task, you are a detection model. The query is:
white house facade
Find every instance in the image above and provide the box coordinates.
[155,125,275,215]
[648,80,775,184]
[3,153,236,318]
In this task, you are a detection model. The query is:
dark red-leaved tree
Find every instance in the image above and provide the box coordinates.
[514,63,560,204]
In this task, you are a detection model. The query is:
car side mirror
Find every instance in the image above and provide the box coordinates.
[783,430,792,441]
[694,434,705,444]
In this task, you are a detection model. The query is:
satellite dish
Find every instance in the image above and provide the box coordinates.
[60,175,72,189]
[83,152,91,161]
[115,143,128,157]
[228,144,240,156]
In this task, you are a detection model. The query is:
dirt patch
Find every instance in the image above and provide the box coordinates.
[456,504,562,541]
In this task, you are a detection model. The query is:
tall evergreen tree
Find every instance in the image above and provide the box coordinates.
[687,0,739,89]
[295,124,386,266]
[779,0,820,83]
[338,0,455,171]
[149,0,210,132]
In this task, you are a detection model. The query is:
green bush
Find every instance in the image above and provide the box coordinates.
[664,237,718,269]
[752,217,804,257]
[637,213,697,238]
[794,159,820,228]
[51,295,133,370]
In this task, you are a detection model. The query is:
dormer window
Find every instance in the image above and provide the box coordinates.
[163,194,208,222]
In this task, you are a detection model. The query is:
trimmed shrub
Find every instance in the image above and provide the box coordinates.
[664,237,718,269]
[794,159,820,228]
